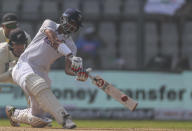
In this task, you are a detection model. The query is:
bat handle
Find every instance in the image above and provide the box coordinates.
[86,68,92,73]
[86,68,94,80]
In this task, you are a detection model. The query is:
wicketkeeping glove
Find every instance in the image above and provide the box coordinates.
[71,56,83,73]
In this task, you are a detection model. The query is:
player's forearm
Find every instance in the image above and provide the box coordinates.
[45,29,73,56]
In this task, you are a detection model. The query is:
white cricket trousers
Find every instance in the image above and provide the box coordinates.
[12,62,51,116]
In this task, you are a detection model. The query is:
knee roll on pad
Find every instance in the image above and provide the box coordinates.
[25,74,69,125]
[25,74,49,96]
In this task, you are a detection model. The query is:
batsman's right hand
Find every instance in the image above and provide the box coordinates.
[76,68,88,81]
[71,56,83,73]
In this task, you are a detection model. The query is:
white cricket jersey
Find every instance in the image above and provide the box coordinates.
[18,19,77,72]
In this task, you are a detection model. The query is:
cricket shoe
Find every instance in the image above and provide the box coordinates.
[62,114,76,129]
[5,105,20,127]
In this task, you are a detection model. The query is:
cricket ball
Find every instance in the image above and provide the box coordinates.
[121,95,128,102]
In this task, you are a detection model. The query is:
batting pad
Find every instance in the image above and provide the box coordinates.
[25,74,69,125]
[12,108,52,127]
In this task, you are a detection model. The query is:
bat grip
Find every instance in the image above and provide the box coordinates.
[86,68,95,80]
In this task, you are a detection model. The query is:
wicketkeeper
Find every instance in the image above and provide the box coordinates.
[6,8,88,129]
[0,28,27,83]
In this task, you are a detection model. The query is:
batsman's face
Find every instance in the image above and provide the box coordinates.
[62,21,78,34]
[67,21,78,32]
[12,43,25,57]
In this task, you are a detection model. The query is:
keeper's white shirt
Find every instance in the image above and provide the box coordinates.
[18,19,77,73]
[0,42,18,83]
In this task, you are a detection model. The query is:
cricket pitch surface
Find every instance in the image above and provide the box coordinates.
[0,127,191,131]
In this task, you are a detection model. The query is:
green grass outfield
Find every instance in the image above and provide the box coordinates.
[1,119,192,129]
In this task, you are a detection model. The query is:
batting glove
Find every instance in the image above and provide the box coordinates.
[71,56,83,73]
[76,69,88,81]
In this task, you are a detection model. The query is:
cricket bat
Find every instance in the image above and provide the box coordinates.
[86,68,138,111]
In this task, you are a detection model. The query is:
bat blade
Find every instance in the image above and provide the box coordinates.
[91,75,138,111]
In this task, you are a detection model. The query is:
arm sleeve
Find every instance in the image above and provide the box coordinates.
[0,60,17,83]
[0,46,15,83]
[40,19,57,34]
[58,43,72,56]
[0,47,8,74]
[65,36,77,56]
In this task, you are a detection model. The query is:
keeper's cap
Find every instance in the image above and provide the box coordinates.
[2,13,18,25]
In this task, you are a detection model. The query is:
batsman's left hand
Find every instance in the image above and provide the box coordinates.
[71,56,83,73]
[76,69,88,81]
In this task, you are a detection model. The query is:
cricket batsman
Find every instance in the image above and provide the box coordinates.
[6,8,88,129]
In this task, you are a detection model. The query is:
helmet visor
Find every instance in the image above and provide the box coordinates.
[60,15,80,34]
